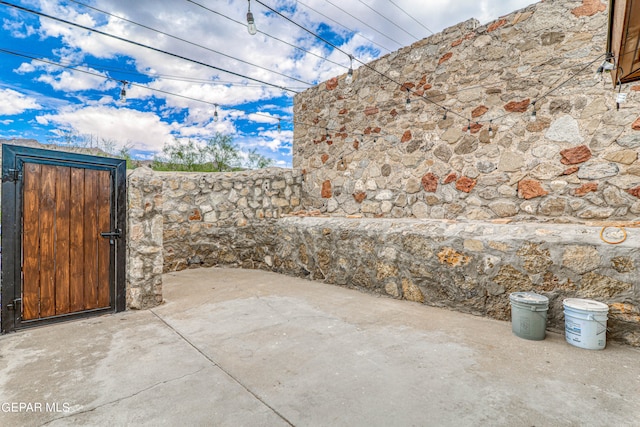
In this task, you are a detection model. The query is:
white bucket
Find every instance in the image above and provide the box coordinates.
[509,292,549,341]
[563,298,609,350]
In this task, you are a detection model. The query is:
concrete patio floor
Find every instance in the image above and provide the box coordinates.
[1,267,639,426]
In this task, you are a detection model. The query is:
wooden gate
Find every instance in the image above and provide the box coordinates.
[1,145,127,332]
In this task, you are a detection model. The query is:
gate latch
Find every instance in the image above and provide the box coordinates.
[100,229,122,245]
[7,298,21,312]
[2,168,21,182]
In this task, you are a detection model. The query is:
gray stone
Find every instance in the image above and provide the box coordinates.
[580,99,609,119]
[375,190,394,201]
[498,184,516,197]
[466,207,492,220]
[454,138,478,155]
[538,197,567,216]
[463,166,480,179]
[562,245,600,274]
[617,134,640,148]
[488,201,518,217]
[530,163,565,180]
[498,152,524,172]
[478,188,499,200]
[477,161,497,173]
[545,115,584,144]
[577,207,614,219]
[441,128,463,144]
[412,202,430,218]
[406,178,421,193]
[434,144,453,162]
[602,186,628,207]
[577,162,620,180]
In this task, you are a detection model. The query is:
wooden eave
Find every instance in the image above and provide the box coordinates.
[608,0,640,84]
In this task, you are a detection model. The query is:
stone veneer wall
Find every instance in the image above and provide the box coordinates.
[126,167,164,309]
[160,168,303,271]
[278,218,639,347]
[157,208,640,346]
[293,0,640,222]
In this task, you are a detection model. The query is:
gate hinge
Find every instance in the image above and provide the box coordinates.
[7,298,21,311]
[2,168,22,182]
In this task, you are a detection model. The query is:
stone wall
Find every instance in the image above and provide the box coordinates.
[293,0,640,222]
[126,167,164,309]
[281,218,639,347]
[160,168,303,271]
[154,213,640,347]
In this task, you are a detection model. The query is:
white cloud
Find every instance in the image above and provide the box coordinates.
[2,18,36,38]
[247,112,281,124]
[36,105,176,152]
[35,67,116,92]
[0,89,42,115]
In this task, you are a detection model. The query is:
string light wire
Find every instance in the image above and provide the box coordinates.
[0,1,299,94]
[184,0,347,69]
[294,0,393,53]
[66,0,314,87]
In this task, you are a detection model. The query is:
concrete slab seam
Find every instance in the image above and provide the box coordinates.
[39,368,208,426]
[149,309,295,427]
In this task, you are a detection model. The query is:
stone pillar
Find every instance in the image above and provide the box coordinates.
[126,166,163,309]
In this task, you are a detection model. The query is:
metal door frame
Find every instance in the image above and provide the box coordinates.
[1,144,127,333]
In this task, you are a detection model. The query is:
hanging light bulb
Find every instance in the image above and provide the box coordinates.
[405,88,412,111]
[488,120,494,137]
[246,0,257,35]
[277,119,281,133]
[616,79,627,111]
[442,109,447,120]
[119,80,127,103]
[466,120,471,135]
[325,128,330,140]
[530,101,537,122]
[213,104,219,122]
[346,55,354,84]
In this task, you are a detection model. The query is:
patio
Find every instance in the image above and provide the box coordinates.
[1,267,638,426]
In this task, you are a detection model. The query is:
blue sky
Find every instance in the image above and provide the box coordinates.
[0,0,535,167]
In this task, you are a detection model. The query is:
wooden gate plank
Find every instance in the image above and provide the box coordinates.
[55,166,71,315]
[83,169,99,310]
[97,170,111,308]
[39,165,57,318]
[22,163,41,321]
[69,168,85,312]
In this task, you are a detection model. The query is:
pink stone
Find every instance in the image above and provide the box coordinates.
[456,176,476,193]
[518,179,548,200]
[487,19,507,32]
[627,186,640,198]
[443,173,457,184]
[504,99,530,113]
[571,0,606,17]
[438,52,453,65]
[353,192,366,203]
[471,106,488,118]
[422,173,438,192]
[575,183,598,196]
[560,145,592,165]
[364,106,379,116]
[321,180,332,198]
